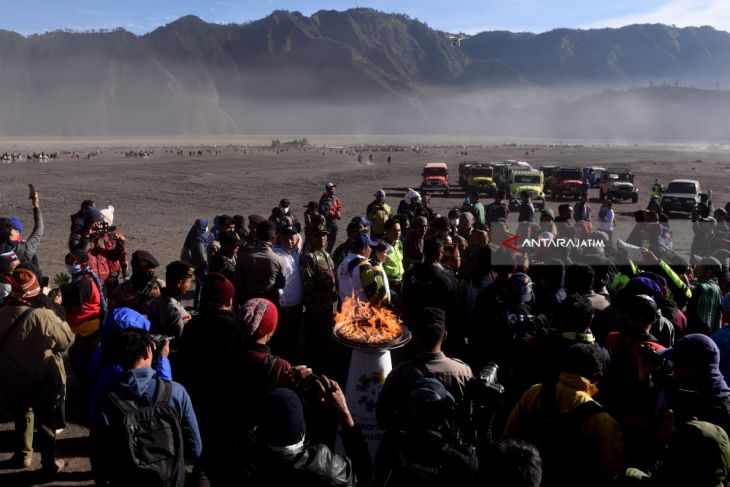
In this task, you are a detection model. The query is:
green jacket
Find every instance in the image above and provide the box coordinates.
[0,305,74,405]
[383,240,405,284]
[300,248,337,310]
[367,202,392,237]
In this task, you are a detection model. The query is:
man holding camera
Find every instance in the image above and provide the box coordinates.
[69,205,127,296]
[149,261,193,340]
[110,250,163,316]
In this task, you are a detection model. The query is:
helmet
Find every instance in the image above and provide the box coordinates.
[405,189,422,205]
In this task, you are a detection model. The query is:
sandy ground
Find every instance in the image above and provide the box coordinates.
[0,137,729,485]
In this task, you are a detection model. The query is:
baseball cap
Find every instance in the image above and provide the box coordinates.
[661,333,721,367]
[351,215,371,228]
[304,201,318,209]
[352,232,377,249]
[374,189,386,197]
[279,223,298,235]
[325,182,336,190]
[279,199,291,207]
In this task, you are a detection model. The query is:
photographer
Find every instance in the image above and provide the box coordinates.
[375,378,479,487]
[110,250,163,316]
[69,205,126,295]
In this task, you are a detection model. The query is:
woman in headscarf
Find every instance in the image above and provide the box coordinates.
[181,218,209,310]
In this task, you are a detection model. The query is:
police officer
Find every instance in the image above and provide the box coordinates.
[300,223,337,371]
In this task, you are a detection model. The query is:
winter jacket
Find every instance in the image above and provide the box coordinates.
[234,241,286,306]
[149,290,191,339]
[319,193,343,229]
[0,305,74,405]
[70,232,126,285]
[504,372,625,484]
[4,207,44,264]
[182,219,209,271]
[253,425,370,487]
[61,272,102,336]
[366,201,392,237]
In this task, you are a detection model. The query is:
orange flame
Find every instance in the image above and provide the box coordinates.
[335,294,403,344]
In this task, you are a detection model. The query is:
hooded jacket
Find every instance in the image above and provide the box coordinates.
[94,367,202,461]
[87,308,172,415]
[182,218,209,270]
[0,305,74,405]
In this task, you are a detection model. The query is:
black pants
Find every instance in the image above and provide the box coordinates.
[326,227,338,253]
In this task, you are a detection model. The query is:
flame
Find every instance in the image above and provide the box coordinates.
[335,294,403,344]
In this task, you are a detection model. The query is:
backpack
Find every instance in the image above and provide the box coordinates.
[519,382,604,487]
[101,379,185,487]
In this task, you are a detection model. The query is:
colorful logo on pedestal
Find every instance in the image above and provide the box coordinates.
[355,371,385,412]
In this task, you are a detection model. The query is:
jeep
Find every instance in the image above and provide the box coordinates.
[462,163,497,196]
[660,179,703,215]
[603,169,639,203]
[583,166,607,188]
[421,162,450,196]
[549,167,585,200]
[508,168,545,209]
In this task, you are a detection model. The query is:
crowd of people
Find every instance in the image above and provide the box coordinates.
[0,181,729,487]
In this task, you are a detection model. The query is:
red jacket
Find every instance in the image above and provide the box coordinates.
[70,233,126,285]
[61,274,101,331]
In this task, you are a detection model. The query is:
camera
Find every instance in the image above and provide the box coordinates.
[150,334,174,351]
[638,343,666,368]
[461,362,505,446]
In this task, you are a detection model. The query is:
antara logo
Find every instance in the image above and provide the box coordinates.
[501,235,605,252]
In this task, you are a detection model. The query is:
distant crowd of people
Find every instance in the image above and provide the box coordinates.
[0,181,728,486]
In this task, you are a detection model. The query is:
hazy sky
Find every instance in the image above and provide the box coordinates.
[5,0,730,35]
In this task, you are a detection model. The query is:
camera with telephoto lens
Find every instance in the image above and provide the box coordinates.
[462,362,505,446]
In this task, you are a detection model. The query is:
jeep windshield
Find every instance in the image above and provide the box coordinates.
[424,168,447,177]
[609,173,632,181]
[514,175,541,184]
[666,182,697,194]
[558,170,582,180]
[471,168,493,177]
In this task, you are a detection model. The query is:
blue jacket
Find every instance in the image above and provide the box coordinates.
[87,307,172,415]
[97,367,202,459]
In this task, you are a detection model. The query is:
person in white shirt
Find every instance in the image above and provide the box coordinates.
[271,223,303,363]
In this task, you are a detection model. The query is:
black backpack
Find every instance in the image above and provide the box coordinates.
[102,379,185,487]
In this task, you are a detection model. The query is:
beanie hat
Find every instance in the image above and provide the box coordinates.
[100,205,114,225]
[238,298,278,340]
[260,388,306,448]
[10,268,40,299]
[410,377,456,411]
[201,272,234,308]
[561,343,603,380]
[7,217,22,233]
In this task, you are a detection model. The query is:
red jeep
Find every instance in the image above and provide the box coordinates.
[550,167,585,200]
[420,162,450,196]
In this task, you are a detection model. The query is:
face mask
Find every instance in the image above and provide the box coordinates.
[450,218,459,227]
[281,207,290,214]
[66,264,82,275]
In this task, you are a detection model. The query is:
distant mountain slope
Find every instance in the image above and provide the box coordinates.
[0,9,729,136]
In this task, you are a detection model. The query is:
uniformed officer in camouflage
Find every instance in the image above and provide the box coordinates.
[300,223,337,370]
